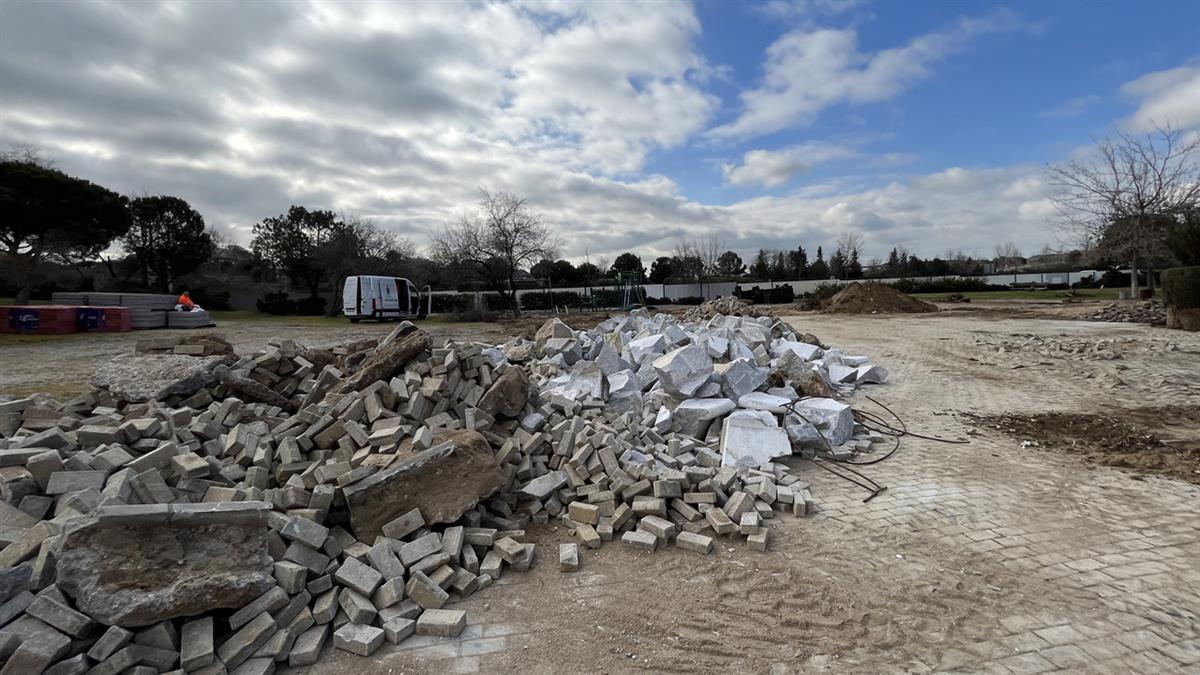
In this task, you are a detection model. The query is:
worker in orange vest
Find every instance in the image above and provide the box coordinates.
[177,291,196,311]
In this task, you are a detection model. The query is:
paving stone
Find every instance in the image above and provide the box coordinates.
[25,594,94,638]
[217,611,277,670]
[230,586,288,631]
[639,515,676,540]
[380,616,415,644]
[180,616,214,671]
[675,531,714,554]
[381,508,425,540]
[574,523,601,549]
[416,609,468,637]
[559,543,580,572]
[621,530,658,552]
[338,588,377,625]
[333,623,385,657]
[88,625,135,661]
[405,571,449,609]
[288,624,329,667]
[334,556,383,596]
[399,532,443,567]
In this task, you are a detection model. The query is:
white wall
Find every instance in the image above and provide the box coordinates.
[429,281,737,303]
[737,269,1122,295]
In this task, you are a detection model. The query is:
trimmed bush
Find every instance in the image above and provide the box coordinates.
[737,285,794,304]
[255,292,325,316]
[520,291,585,311]
[890,278,1003,294]
[430,294,473,314]
[1163,266,1200,331]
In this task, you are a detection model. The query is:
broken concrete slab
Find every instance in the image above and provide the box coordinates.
[55,502,273,627]
[343,430,505,542]
[90,354,234,403]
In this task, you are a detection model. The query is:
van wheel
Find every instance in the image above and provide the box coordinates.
[348,318,361,324]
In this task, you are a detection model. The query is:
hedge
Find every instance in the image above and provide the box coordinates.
[256,292,325,315]
[520,291,585,311]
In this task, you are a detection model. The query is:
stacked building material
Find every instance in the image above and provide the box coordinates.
[1,306,79,335]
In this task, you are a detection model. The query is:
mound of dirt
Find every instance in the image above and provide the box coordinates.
[961,407,1200,484]
[820,282,937,314]
[682,296,772,322]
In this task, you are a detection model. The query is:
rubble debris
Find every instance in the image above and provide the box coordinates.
[972,333,1183,363]
[0,307,891,672]
[91,354,234,403]
[682,296,773,322]
[820,282,937,314]
[135,334,235,357]
[1077,300,1165,325]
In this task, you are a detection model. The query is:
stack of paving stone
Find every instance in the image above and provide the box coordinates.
[0,311,889,673]
[50,292,207,331]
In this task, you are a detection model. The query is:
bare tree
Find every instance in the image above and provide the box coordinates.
[698,233,725,277]
[994,241,1022,259]
[429,188,556,314]
[1048,123,1200,296]
[0,143,53,167]
[671,239,703,281]
[836,232,864,257]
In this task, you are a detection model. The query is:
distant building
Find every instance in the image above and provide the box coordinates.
[991,256,1027,273]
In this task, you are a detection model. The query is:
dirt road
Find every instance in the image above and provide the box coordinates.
[4,308,1200,672]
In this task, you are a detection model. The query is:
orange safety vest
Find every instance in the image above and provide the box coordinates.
[178,293,195,309]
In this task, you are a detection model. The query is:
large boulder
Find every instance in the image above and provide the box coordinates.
[542,361,605,402]
[91,353,233,403]
[55,502,273,627]
[790,397,854,446]
[534,318,573,349]
[652,344,713,398]
[719,410,791,468]
[478,367,529,418]
[343,430,505,542]
[715,358,767,399]
[673,398,735,438]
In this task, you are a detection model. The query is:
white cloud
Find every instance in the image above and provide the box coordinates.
[708,13,1022,141]
[722,141,857,187]
[1038,94,1101,119]
[1120,61,1200,131]
[0,1,1068,266]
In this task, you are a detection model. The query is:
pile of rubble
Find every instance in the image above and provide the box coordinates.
[1078,300,1165,325]
[972,332,1183,362]
[681,296,772,322]
[0,310,889,673]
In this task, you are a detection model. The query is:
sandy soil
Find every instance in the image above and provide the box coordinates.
[316,308,1200,674]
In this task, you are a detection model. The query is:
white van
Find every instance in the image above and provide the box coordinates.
[342,276,430,322]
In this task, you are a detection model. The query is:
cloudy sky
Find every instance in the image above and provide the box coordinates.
[3,0,1199,265]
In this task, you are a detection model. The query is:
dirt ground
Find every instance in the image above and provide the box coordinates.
[5,299,1200,672]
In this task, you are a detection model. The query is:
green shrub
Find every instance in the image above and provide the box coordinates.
[891,277,1003,293]
[520,291,585,311]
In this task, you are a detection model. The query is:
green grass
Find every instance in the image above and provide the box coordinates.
[911,288,1122,301]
